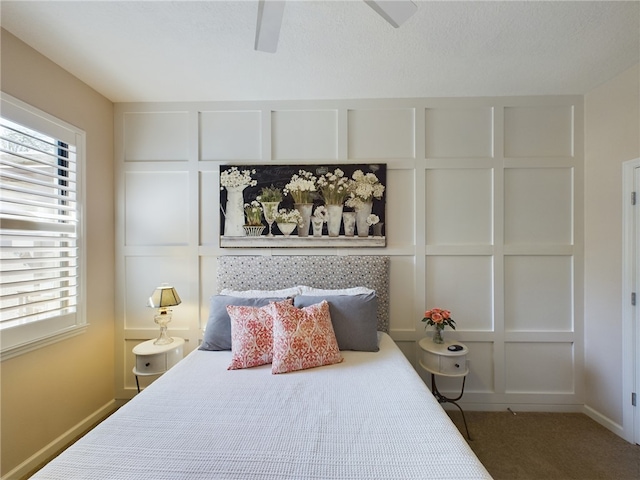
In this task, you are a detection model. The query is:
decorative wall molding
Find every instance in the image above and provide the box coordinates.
[115,95,584,413]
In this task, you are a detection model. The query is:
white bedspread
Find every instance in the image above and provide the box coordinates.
[33,333,491,479]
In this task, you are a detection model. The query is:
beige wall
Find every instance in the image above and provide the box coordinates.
[0,29,115,476]
[584,64,640,425]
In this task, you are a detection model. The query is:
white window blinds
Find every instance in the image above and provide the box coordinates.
[0,93,85,358]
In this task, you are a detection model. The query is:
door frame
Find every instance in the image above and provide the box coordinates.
[622,157,640,444]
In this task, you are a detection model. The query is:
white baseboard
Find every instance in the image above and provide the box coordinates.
[2,400,119,480]
[451,402,584,413]
[444,402,632,444]
[582,404,627,441]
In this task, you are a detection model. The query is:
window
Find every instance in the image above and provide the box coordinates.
[0,93,85,359]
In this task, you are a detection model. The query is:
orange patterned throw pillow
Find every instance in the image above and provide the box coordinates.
[271,300,343,374]
[226,300,290,370]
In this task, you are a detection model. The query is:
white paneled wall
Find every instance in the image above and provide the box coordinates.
[115,96,583,411]
[272,110,338,160]
[200,111,262,161]
[347,108,415,159]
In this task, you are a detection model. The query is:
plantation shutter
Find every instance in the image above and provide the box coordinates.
[0,93,85,356]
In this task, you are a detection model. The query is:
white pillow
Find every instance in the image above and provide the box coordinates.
[299,285,375,296]
[219,286,303,298]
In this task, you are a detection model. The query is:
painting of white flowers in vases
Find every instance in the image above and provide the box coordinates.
[220,164,386,248]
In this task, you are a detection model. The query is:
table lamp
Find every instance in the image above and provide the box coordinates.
[148,283,181,345]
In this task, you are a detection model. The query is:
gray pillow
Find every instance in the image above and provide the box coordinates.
[293,293,379,352]
[199,296,286,351]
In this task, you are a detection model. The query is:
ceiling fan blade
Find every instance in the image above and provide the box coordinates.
[364,0,417,28]
[255,0,286,53]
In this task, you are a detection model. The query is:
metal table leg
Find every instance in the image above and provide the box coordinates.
[431,373,471,440]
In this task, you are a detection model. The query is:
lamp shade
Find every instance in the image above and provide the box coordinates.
[148,284,181,309]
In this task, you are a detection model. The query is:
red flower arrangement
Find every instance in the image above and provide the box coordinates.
[422,308,456,331]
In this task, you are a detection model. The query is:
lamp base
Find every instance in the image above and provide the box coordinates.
[153,328,174,345]
[153,312,174,345]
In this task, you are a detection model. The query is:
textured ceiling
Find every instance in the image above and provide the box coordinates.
[1,1,639,103]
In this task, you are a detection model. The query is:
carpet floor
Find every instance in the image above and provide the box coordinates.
[446,411,640,480]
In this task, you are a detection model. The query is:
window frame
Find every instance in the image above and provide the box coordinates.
[1,92,87,360]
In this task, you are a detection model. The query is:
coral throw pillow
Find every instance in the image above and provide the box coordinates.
[271,300,343,374]
[226,300,290,370]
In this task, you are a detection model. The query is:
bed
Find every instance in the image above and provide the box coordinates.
[33,256,491,480]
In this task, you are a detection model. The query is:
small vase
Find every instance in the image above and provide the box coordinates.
[223,185,247,236]
[294,203,313,237]
[355,201,373,237]
[326,204,343,237]
[433,327,444,344]
[312,218,324,237]
[373,222,384,237]
[243,225,265,237]
[277,222,297,237]
[261,201,280,237]
[342,212,356,237]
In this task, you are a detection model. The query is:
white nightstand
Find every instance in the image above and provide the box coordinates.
[132,337,185,393]
[419,338,469,377]
[419,337,471,439]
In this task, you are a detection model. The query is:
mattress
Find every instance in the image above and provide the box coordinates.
[33,333,491,479]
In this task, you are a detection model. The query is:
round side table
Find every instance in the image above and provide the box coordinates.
[418,337,471,439]
[132,337,185,393]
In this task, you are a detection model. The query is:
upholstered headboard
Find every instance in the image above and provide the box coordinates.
[217,256,390,332]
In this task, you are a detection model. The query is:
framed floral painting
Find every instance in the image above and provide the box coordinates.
[219,164,386,248]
